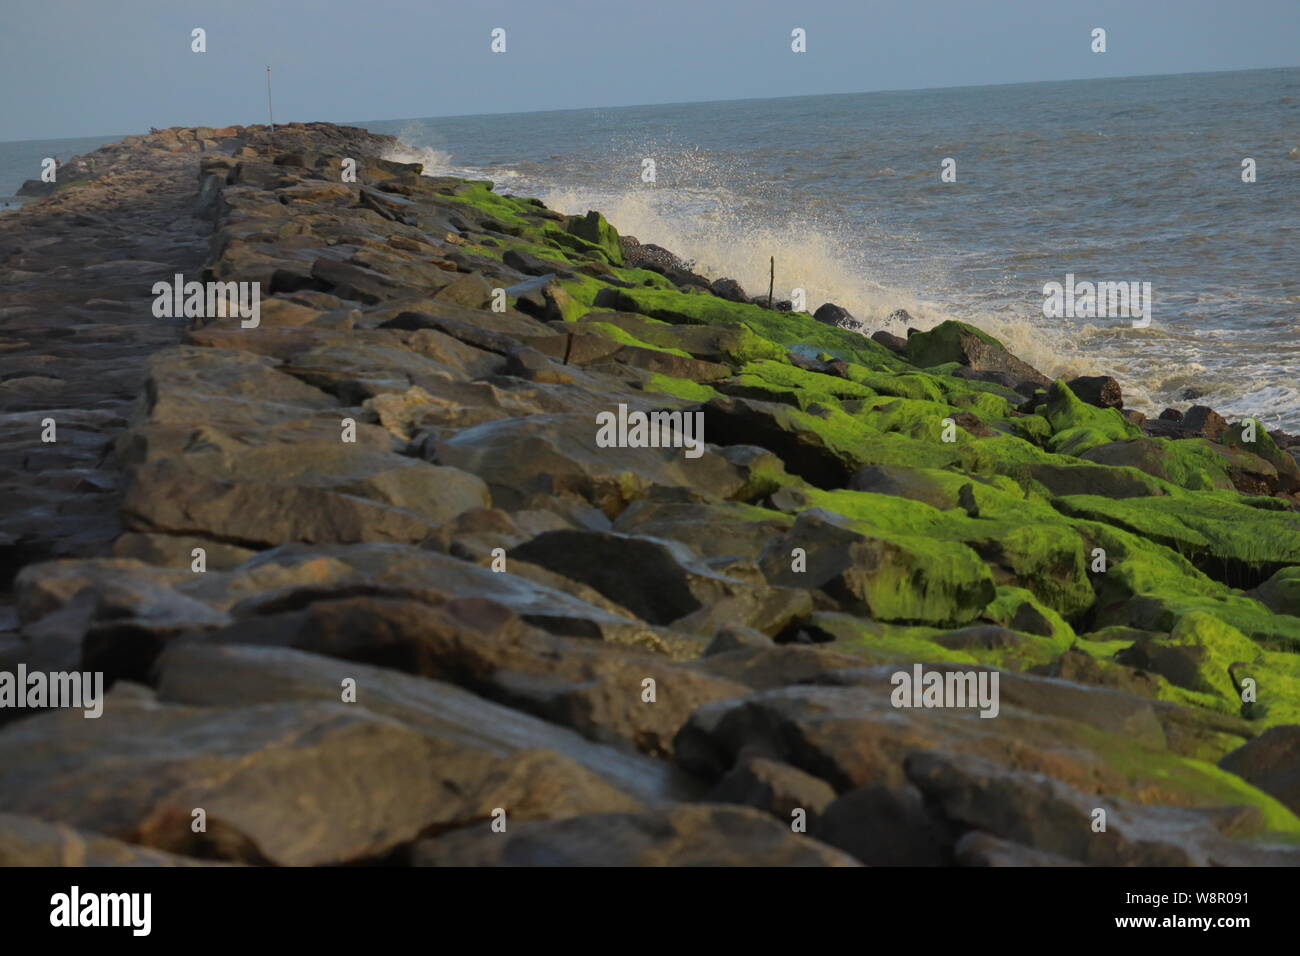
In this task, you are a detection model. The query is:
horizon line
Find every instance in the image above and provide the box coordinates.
[4,63,1297,146]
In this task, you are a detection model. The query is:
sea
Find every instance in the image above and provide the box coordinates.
[4,68,1297,427]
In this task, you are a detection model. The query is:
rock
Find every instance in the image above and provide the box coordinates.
[703,626,776,655]
[1020,461,1165,499]
[953,831,1080,866]
[7,120,1299,867]
[904,320,1050,390]
[709,277,749,303]
[506,529,785,628]
[1184,405,1230,440]
[1078,437,1233,491]
[0,685,634,865]
[812,303,867,335]
[0,813,231,866]
[155,641,696,804]
[621,240,685,273]
[410,804,859,866]
[708,755,837,825]
[1219,727,1300,816]
[504,347,576,385]
[180,592,745,756]
[122,459,442,548]
[1250,566,1300,616]
[814,784,957,865]
[871,330,908,354]
[565,210,624,265]
[434,411,749,515]
[758,510,995,627]
[137,346,339,429]
[1065,375,1123,409]
[905,750,1297,866]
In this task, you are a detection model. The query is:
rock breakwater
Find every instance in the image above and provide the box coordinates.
[1,122,1299,866]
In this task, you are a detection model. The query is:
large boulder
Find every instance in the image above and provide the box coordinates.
[903,320,1050,390]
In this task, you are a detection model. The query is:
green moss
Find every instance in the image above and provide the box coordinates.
[641,373,719,403]
[841,366,946,402]
[601,286,907,370]
[982,585,1077,643]
[502,239,574,264]
[1134,437,1236,491]
[1041,380,1140,456]
[775,485,1093,618]
[903,320,1004,367]
[852,396,961,439]
[812,610,1067,671]
[1096,744,1300,835]
[1252,566,1300,616]
[1010,414,1053,446]
[733,360,878,403]
[586,321,692,357]
[1140,612,1260,697]
[441,180,533,227]
[606,266,678,290]
[461,243,503,261]
[971,524,1095,618]
[1054,493,1300,578]
[563,210,624,265]
[810,611,978,664]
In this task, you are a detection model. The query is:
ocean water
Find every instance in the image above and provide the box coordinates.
[0,133,127,208]
[361,68,1300,429]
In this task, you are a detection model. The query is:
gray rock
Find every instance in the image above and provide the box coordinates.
[411,804,859,866]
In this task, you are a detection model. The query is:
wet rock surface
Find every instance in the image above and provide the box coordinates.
[1,123,1298,867]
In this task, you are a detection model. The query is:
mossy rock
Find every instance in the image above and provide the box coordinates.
[773,485,1093,618]
[579,314,785,367]
[584,321,692,357]
[840,365,946,402]
[726,360,879,405]
[1251,566,1300,616]
[760,510,995,626]
[599,286,907,370]
[982,586,1077,642]
[564,210,624,266]
[640,373,719,403]
[1111,612,1300,726]
[1222,419,1300,490]
[1053,492,1300,586]
[1080,437,1235,492]
[902,319,1004,367]
[1041,379,1140,456]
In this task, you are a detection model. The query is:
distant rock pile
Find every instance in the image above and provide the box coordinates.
[1,123,1299,866]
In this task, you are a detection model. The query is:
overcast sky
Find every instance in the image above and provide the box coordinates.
[3,0,1297,141]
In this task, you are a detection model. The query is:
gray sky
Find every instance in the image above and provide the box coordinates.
[3,0,1297,141]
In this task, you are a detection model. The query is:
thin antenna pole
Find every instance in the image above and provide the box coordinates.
[266,66,274,129]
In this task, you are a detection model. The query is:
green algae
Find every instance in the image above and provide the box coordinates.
[1040,379,1141,456]
[902,319,1004,367]
[641,373,719,403]
[982,585,1077,643]
[586,321,693,357]
[1054,492,1300,580]
[600,286,908,370]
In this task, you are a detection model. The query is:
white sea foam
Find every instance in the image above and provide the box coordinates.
[380,142,454,174]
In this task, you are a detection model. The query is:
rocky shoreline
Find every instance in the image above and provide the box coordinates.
[1,122,1298,866]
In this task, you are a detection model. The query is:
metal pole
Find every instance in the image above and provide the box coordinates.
[266,66,274,130]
